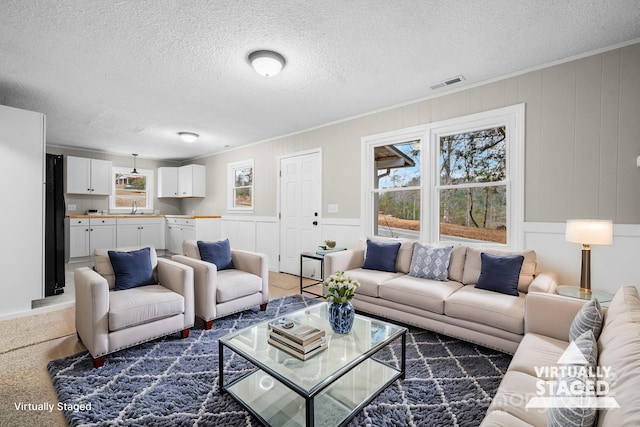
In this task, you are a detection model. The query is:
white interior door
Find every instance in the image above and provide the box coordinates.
[279,150,322,275]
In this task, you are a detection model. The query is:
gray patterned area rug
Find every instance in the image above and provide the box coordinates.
[48,295,512,426]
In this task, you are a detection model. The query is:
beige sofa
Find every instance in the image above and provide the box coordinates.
[324,238,557,353]
[482,286,640,426]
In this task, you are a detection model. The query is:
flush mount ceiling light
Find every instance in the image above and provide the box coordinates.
[177,132,199,143]
[248,50,286,77]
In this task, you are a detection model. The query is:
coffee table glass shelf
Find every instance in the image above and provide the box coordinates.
[219,302,407,427]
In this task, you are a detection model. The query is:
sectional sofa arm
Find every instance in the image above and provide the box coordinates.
[74,267,110,357]
[157,258,195,327]
[324,249,365,275]
[527,271,558,294]
[524,292,587,341]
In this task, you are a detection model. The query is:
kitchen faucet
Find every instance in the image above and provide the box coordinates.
[131,199,137,214]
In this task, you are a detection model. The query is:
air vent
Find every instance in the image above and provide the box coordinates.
[430,75,465,90]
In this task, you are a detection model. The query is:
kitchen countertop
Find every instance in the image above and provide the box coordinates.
[67,214,221,219]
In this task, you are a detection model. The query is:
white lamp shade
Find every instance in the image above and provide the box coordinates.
[566,219,613,245]
[248,50,285,77]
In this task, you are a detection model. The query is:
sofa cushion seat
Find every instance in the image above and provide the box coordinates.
[481,409,537,427]
[444,285,525,334]
[216,269,262,303]
[379,275,464,314]
[344,268,404,297]
[507,333,568,380]
[109,285,185,332]
[486,370,547,426]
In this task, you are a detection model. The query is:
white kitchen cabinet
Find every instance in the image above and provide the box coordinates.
[66,156,112,195]
[89,218,117,252]
[68,217,117,258]
[157,164,205,198]
[68,218,90,258]
[165,216,220,254]
[116,218,165,249]
[157,167,179,197]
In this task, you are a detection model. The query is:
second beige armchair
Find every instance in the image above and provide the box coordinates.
[172,240,269,329]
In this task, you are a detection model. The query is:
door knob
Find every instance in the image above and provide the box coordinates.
[312,221,318,226]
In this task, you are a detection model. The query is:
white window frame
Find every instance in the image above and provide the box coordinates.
[227,159,254,212]
[361,104,525,249]
[109,167,154,213]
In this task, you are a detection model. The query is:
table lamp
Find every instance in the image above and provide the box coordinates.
[565,219,613,293]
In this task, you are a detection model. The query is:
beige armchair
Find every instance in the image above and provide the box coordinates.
[172,240,269,329]
[75,245,194,368]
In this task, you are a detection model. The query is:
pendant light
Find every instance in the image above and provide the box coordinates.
[130,153,140,176]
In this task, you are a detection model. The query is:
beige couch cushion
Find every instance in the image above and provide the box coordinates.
[369,236,415,274]
[345,268,404,297]
[481,409,537,427]
[485,370,548,426]
[216,270,262,303]
[379,275,464,314]
[507,333,568,380]
[94,245,159,290]
[596,286,640,427]
[462,247,537,292]
[447,246,467,283]
[108,284,184,332]
[445,285,525,334]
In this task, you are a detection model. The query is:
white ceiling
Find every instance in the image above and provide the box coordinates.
[1,1,639,161]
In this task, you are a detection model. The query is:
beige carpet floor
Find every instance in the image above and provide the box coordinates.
[0,272,324,426]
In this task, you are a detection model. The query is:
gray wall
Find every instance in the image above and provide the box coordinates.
[193,43,640,225]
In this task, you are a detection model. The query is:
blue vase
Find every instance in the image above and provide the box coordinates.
[329,301,355,334]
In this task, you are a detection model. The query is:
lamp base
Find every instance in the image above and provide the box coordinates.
[579,287,592,294]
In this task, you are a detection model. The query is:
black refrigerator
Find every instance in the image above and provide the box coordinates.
[45,153,65,296]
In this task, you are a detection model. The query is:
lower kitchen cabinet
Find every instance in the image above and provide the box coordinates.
[166,217,220,255]
[68,217,117,258]
[116,218,165,249]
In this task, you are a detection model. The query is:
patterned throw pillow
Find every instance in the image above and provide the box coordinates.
[408,243,454,281]
[569,299,604,342]
[547,330,598,427]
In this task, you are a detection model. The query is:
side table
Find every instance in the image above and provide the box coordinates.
[555,285,613,307]
[299,248,347,298]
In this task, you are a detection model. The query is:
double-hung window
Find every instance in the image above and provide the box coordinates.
[109,167,154,213]
[228,159,254,211]
[363,104,524,248]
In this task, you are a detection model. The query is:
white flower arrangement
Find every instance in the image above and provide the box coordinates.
[323,271,360,304]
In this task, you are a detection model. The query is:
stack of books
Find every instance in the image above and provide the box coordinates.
[268,319,327,360]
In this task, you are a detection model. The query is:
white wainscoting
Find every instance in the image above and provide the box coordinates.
[524,222,640,295]
[221,216,279,271]
[222,216,640,294]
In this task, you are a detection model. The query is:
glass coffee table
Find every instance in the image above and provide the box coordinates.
[219,302,407,427]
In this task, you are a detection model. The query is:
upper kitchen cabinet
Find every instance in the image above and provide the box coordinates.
[66,156,112,195]
[157,164,205,198]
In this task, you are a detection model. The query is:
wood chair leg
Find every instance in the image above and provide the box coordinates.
[260,303,268,311]
[204,320,213,330]
[181,328,190,339]
[92,356,105,368]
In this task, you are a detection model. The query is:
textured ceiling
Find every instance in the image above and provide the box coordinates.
[1,1,639,161]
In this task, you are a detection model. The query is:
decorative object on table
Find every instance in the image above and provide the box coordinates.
[324,239,336,249]
[267,318,327,360]
[324,270,360,333]
[565,219,613,293]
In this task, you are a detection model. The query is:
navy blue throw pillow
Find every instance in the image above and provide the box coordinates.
[362,240,401,272]
[475,253,524,296]
[197,239,234,270]
[108,247,155,291]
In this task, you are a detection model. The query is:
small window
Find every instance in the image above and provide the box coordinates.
[109,167,154,213]
[228,159,254,211]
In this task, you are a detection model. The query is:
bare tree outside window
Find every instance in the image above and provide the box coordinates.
[438,127,507,244]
